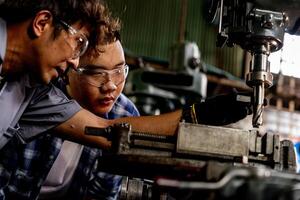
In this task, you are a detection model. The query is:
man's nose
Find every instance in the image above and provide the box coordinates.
[67,57,80,69]
[100,79,117,92]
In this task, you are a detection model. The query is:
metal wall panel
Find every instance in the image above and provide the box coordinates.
[108,0,244,77]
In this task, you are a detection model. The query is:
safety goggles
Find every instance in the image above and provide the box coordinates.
[75,64,129,87]
[56,18,89,59]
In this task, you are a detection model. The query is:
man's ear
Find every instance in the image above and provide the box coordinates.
[31,10,53,37]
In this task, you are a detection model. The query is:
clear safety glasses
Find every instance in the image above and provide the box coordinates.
[56,18,89,59]
[75,64,129,87]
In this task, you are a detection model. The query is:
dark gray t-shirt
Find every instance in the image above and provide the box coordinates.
[19,82,82,142]
[0,74,82,146]
[0,18,81,147]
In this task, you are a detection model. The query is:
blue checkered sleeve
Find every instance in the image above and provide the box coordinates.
[0,134,62,200]
[67,94,139,200]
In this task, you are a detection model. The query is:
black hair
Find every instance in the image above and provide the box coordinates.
[0,0,121,52]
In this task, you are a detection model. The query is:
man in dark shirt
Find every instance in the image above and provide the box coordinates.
[0,37,138,200]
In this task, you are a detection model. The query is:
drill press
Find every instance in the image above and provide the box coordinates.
[216,0,287,127]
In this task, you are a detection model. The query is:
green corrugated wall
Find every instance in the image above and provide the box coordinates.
[108,0,244,77]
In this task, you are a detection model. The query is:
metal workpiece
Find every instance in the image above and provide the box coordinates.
[102,123,296,175]
[176,123,250,159]
[176,123,286,168]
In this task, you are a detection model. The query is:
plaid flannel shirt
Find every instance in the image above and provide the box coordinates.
[65,93,140,200]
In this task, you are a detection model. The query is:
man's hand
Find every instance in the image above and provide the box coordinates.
[184,90,253,126]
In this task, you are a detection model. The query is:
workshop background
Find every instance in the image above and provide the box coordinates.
[107,0,300,168]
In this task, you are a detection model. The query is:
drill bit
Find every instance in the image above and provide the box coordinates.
[252,84,265,127]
